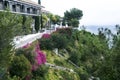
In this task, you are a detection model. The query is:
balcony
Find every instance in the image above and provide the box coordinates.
[0,0,42,16]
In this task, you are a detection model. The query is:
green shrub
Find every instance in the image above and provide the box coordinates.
[32,65,49,79]
[9,54,31,79]
[51,33,68,49]
[7,75,21,80]
[55,28,72,38]
[54,59,64,66]
[39,38,54,50]
[16,48,35,64]
[39,29,71,50]
[35,16,40,32]
[60,71,78,80]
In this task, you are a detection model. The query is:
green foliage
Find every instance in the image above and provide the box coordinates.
[6,75,21,80]
[9,54,31,79]
[75,67,89,80]
[54,15,61,25]
[22,15,33,34]
[39,33,68,50]
[40,29,71,50]
[47,13,61,25]
[69,50,81,66]
[55,28,72,38]
[40,38,54,50]
[44,68,80,80]
[35,16,40,32]
[24,16,33,34]
[42,14,48,28]
[54,59,64,66]
[97,26,120,80]
[59,71,78,80]
[16,48,35,64]
[66,29,110,79]
[64,8,83,27]
[16,40,39,64]
[71,18,79,27]
[32,65,49,79]
[40,27,120,80]
[51,33,68,49]
[0,11,23,78]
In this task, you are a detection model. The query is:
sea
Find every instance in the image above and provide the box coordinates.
[78,25,117,35]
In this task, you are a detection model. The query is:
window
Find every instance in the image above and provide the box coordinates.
[12,5,16,11]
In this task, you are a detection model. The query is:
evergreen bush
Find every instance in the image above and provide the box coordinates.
[9,54,32,79]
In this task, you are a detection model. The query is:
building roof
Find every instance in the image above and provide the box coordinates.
[42,9,50,14]
[18,0,39,5]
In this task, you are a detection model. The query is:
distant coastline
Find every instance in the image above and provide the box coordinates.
[79,25,116,34]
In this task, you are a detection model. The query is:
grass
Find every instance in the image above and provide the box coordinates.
[43,50,76,69]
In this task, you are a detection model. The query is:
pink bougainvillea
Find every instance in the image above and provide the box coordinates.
[34,43,46,66]
[32,43,46,71]
[23,41,47,80]
[42,33,51,39]
[35,50,46,65]
[26,75,31,80]
[22,42,46,71]
[22,43,30,48]
[32,63,39,71]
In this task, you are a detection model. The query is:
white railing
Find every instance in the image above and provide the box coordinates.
[13,32,46,49]
[13,29,55,49]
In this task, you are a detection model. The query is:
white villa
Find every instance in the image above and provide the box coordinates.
[0,0,42,16]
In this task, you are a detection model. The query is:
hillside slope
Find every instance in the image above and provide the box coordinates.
[42,50,80,80]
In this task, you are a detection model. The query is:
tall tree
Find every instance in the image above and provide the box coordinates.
[22,15,33,34]
[42,14,48,28]
[0,11,22,78]
[35,16,40,32]
[47,13,61,25]
[64,8,83,27]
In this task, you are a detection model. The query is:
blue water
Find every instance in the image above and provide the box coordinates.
[82,25,116,34]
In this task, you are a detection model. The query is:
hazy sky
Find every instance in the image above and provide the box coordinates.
[32,0,120,25]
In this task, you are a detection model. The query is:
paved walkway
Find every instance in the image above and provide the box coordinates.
[13,29,55,49]
[13,29,76,73]
[13,32,44,49]
[45,63,75,73]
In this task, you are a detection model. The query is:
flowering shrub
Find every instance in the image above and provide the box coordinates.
[22,43,31,48]
[22,41,46,71]
[35,50,46,65]
[42,33,51,39]
[55,28,72,37]
[32,44,46,71]
[9,41,46,80]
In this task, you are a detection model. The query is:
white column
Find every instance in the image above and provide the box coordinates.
[24,5,27,13]
[8,2,12,11]
[30,8,32,14]
[0,2,3,10]
[16,5,21,12]
[37,9,40,15]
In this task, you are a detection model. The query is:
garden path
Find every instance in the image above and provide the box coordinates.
[13,29,76,73]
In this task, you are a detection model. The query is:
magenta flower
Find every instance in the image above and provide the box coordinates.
[25,42,47,80]
[35,44,46,65]
[31,43,46,71]
[22,43,30,48]
[26,75,31,80]
[42,34,51,39]
[32,64,39,71]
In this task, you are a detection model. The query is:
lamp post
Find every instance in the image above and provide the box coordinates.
[60,18,63,28]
